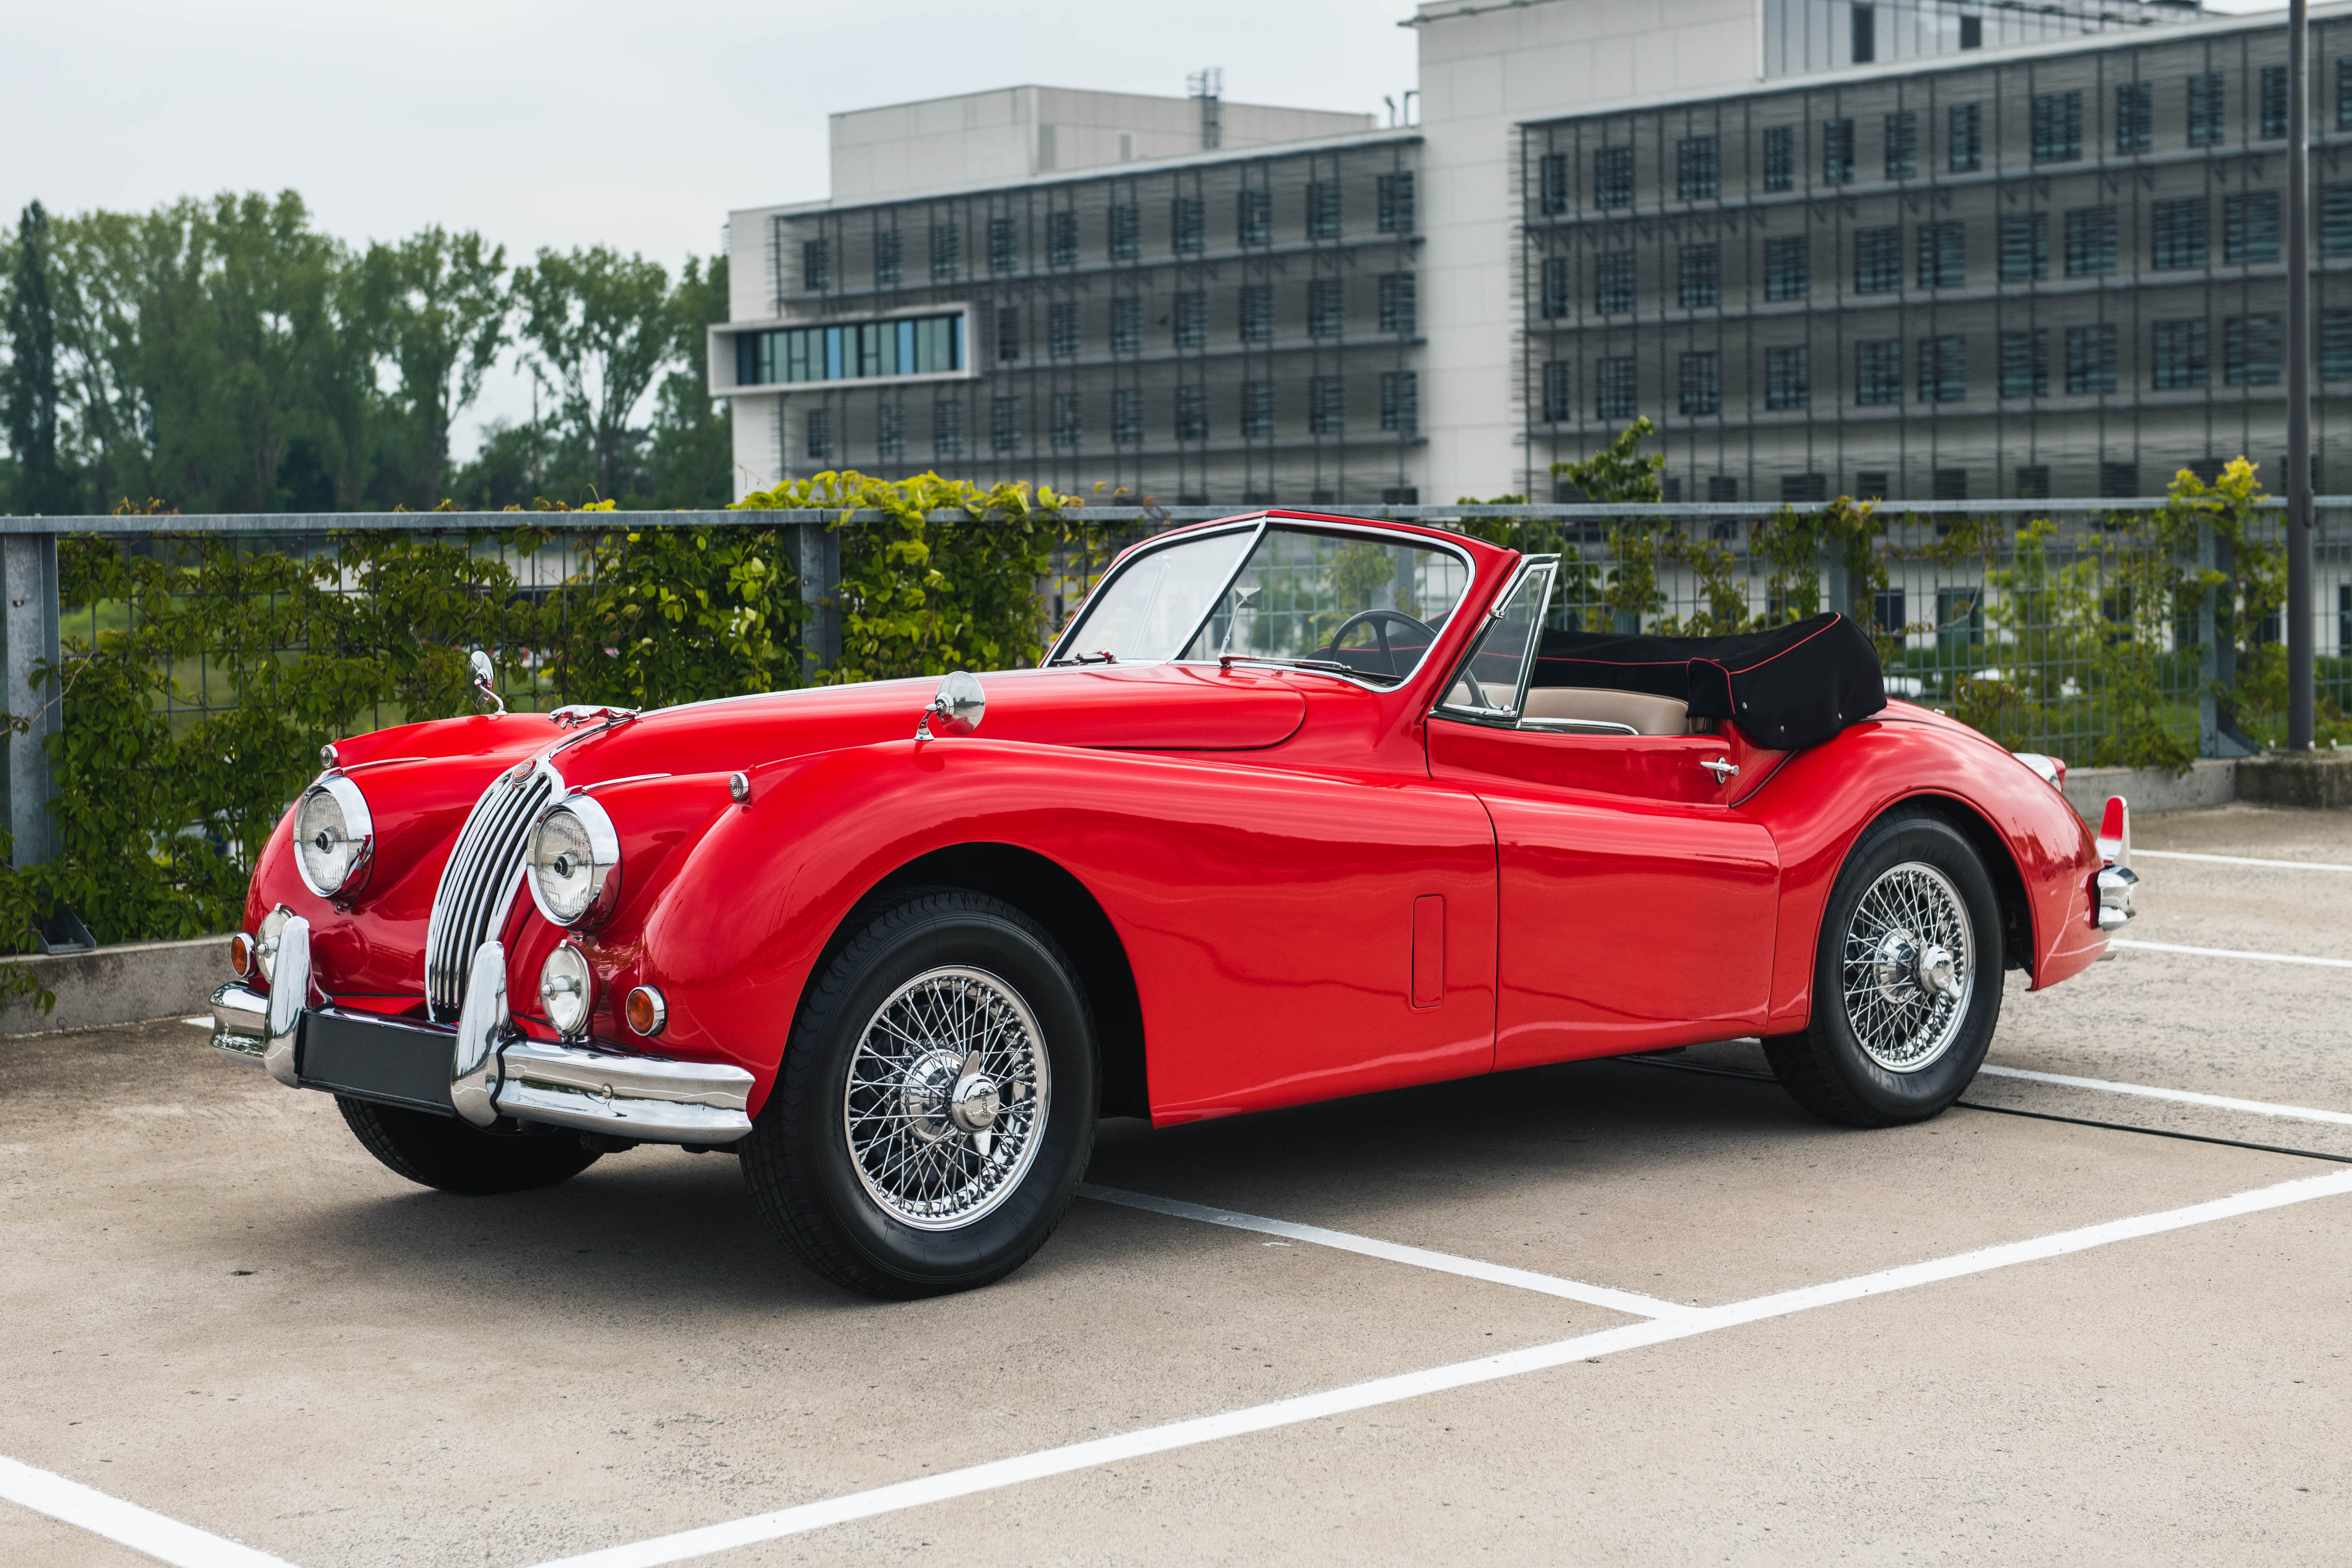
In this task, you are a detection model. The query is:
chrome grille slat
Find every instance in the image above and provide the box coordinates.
[426,764,557,1017]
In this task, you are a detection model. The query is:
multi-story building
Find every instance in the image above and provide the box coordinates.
[714,1,2352,508]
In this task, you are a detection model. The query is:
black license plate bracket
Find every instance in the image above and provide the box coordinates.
[299,1009,458,1117]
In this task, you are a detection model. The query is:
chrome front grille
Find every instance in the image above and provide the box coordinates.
[424,762,556,1017]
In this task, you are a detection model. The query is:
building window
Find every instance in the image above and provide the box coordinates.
[1052,392,1081,448]
[2000,213,2048,282]
[1823,118,1854,185]
[1856,339,1902,405]
[2153,198,2208,270]
[1852,2,1876,61]
[1856,226,1901,294]
[1949,102,1982,172]
[996,307,1020,362]
[2226,314,2282,386]
[806,406,833,464]
[2340,59,2352,131]
[1678,243,1720,309]
[2065,323,2118,395]
[2014,467,2050,500]
[1172,196,1204,254]
[736,313,964,385]
[1595,251,1635,314]
[2031,92,2082,163]
[1999,329,2049,398]
[1311,375,1345,434]
[1241,380,1273,439]
[991,396,1021,452]
[874,231,902,286]
[1237,189,1272,247]
[1307,180,1341,240]
[1763,125,1794,192]
[1111,296,1141,354]
[2324,310,2352,379]
[1108,205,1140,263]
[1047,211,1078,269]
[1378,273,1416,335]
[1309,277,1344,337]
[2116,83,2152,155]
[877,403,905,463]
[1175,384,1207,442]
[1378,172,1415,233]
[1677,136,1719,201]
[2189,74,2225,147]
[1678,352,1721,416]
[1783,473,1827,503]
[1112,388,1142,445]
[2100,461,2138,498]
[1049,300,1079,358]
[930,223,960,281]
[1937,584,1986,644]
[1173,291,1206,349]
[933,398,963,456]
[1241,284,1274,343]
[2152,319,2208,389]
[1854,470,1889,501]
[1766,345,1809,410]
[1540,256,1571,318]
[1874,587,1910,632]
[1917,220,1964,289]
[2066,206,2118,276]
[2225,192,2281,265]
[803,238,831,292]
[1539,151,1570,215]
[988,216,1019,274]
[1597,357,1636,421]
[1593,145,1633,209]
[1542,360,1573,421]
[1885,110,1917,180]
[1917,335,1964,403]
[1380,370,1418,433]
[2325,185,2352,254]
[2261,65,2288,141]
[1765,235,1809,300]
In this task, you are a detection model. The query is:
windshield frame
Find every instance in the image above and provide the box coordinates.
[1044,517,1483,689]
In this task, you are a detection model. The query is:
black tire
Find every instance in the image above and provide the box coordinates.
[337,1097,602,1195]
[740,888,1098,1299]
[1764,811,2004,1129]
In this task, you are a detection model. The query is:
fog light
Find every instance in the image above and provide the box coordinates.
[625,984,666,1038]
[538,943,593,1038]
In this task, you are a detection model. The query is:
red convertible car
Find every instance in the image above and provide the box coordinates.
[208,511,2136,1297]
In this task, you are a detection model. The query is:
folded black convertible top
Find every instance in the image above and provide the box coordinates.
[1531,611,1887,750]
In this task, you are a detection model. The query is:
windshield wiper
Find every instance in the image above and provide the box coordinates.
[1217,654,1402,685]
[1048,650,1119,666]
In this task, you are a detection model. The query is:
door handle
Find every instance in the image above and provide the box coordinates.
[1700,757,1739,784]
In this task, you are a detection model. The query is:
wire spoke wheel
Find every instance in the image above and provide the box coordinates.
[843,965,1052,1231]
[1839,860,1975,1074]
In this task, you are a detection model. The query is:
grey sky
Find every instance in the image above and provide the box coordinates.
[4,0,1417,456]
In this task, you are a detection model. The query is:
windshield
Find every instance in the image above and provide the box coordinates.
[1058,526,1473,681]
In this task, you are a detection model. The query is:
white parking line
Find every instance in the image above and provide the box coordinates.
[2135,849,2352,872]
[1080,1184,1693,1318]
[2110,938,2352,969]
[521,1168,2352,1568]
[183,1017,212,1027]
[0,1455,298,1568]
[1978,1064,2352,1127]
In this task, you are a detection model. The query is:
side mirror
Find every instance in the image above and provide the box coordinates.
[469,648,504,715]
[915,671,985,741]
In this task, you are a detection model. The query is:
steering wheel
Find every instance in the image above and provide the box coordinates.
[1325,608,1437,678]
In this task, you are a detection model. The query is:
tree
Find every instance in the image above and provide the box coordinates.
[512,246,670,502]
[374,227,508,504]
[3,202,68,513]
[646,253,733,508]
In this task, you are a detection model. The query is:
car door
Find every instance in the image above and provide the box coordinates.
[1424,559,1781,1070]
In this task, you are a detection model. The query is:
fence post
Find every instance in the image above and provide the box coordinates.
[796,517,842,682]
[2197,516,2219,758]
[0,532,61,866]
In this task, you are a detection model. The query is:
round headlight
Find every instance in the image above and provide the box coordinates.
[538,943,593,1037]
[525,796,621,928]
[256,905,291,982]
[293,776,374,898]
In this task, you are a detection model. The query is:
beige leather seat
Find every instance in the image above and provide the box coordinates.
[1519,687,1691,736]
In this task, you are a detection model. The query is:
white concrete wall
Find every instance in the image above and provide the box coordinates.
[1415,0,1762,501]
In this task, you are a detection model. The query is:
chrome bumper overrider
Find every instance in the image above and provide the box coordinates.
[207,939,752,1144]
[2094,793,2139,935]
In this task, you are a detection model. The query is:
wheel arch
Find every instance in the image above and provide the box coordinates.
[1882,791,2036,973]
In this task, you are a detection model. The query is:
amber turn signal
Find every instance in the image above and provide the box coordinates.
[624,984,667,1037]
[228,931,256,979]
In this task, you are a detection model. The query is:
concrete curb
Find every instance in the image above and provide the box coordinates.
[2236,749,2352,810]
[2062,758,2237,821]
[1,936,228,1037]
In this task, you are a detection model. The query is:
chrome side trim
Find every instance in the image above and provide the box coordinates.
[263,918,310,1087]
[451,939,507,1127]
[210,981,268,1066]
[493,1038,755,1143]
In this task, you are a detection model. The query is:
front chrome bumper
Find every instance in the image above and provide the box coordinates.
[2094,793,2139,933]
[208,936,752,1144]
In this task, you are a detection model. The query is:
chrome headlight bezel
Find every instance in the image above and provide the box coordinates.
[293,775,375,898]
[537,942,594,1038]
[524,794,622,929]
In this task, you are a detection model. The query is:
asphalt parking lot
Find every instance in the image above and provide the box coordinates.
[5,802,2349,1566]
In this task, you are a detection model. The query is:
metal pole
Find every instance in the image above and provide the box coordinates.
[0,532,61,865]
[2287,0,2317,751]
